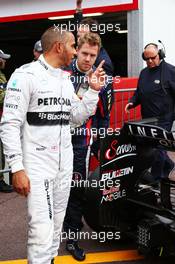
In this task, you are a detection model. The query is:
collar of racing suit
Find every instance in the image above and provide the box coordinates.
[38,54,68,79]
[72,59,95,76]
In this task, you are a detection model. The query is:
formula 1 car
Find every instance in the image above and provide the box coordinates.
[84,119,175,257]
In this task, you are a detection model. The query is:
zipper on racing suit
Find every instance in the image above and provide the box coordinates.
[38,58,63,170]
[58,72,63,171]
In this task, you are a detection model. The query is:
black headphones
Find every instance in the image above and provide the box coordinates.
[142,42,166,60]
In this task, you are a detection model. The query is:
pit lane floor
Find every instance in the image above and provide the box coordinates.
[0,192,175,264]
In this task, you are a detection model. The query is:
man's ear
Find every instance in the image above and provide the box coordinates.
[55,42,63,54]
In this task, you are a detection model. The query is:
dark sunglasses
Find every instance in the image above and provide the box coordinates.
[144,54,158,61]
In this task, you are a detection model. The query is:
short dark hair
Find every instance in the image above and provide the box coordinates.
[41,26,71,53]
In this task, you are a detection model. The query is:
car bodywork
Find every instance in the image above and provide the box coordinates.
[85,119,175,256]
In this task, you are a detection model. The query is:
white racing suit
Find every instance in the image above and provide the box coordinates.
[0,55,99,264]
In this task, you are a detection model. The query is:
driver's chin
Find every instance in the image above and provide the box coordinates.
[148,63,155,68]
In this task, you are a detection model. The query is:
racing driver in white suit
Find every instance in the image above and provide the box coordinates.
[0,27,105,264]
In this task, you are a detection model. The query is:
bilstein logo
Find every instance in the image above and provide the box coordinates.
[101,166,134,180]
[102,140,137,167]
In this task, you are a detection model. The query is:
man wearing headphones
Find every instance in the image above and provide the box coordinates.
[125,43,175,181]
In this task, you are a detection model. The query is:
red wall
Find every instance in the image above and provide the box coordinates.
[110,77,141,128]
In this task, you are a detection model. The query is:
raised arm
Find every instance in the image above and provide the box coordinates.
[74,0,83,25]
[76,0,83,12]
[71,60,106,125]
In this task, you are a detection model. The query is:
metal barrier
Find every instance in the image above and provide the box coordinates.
[0,168,11,174]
